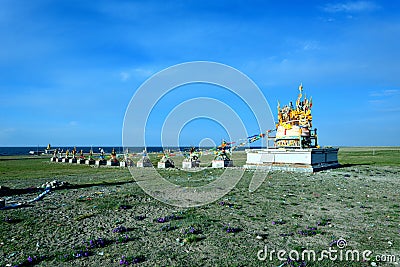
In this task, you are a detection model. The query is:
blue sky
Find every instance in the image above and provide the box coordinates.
[0,0,399,147]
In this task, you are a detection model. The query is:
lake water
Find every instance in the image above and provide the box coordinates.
[0,146,159,156]
[0,146,250,156]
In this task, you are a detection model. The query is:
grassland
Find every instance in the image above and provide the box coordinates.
[0,147,399,266]
[338,147,400,166]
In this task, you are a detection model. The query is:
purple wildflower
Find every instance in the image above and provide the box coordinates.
[87,238,106,248]
[74,250,90,258]
[223,224,242,233]
[182,226,201,235]
[155,214,182,223]
[113,225,128,233]
[298,228,317,236]
[119,255,145,265]
[316,218,331,226]
[157,217,167,223]
[272,219,286,225]
[132,255,145,264]
[119,256,129,265]
[119,205,132,210]
[219,201,234,208]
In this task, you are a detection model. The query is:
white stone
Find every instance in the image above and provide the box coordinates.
[96,160,107,166]
[212,160,233,168]
[158,160,174,168]
[85,159,95,165]
[182,160,200,169]
[137,157,152,167]
[107,160,119,166]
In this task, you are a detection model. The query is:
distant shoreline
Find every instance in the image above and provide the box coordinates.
[0,146,399,157]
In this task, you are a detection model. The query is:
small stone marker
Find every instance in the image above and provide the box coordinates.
[182,147,200,169]
[85,159,95,165]
[157,151,175,169]
[182,160,200,169]
[212,160,233,168]
[212,140,234,168]
[137,150,153,167]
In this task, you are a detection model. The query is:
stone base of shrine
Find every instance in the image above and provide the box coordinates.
[243,148,339,172]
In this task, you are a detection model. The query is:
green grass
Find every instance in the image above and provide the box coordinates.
[0,157,132,186]
[338,147,400,166]
[0,149,399,266]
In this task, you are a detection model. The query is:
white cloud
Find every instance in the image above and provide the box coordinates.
[368,99,384,104]
[368,89,400,114]
[120,71,130,81]
[133,68,154,77]
[369,89,400,97]
[119,68,154,82]
[302,41,320,51]
[323,1,380,13]
[382,89,400,96]
[0,128,15,134]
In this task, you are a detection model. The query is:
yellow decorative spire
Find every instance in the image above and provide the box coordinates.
[296,83,303,110]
